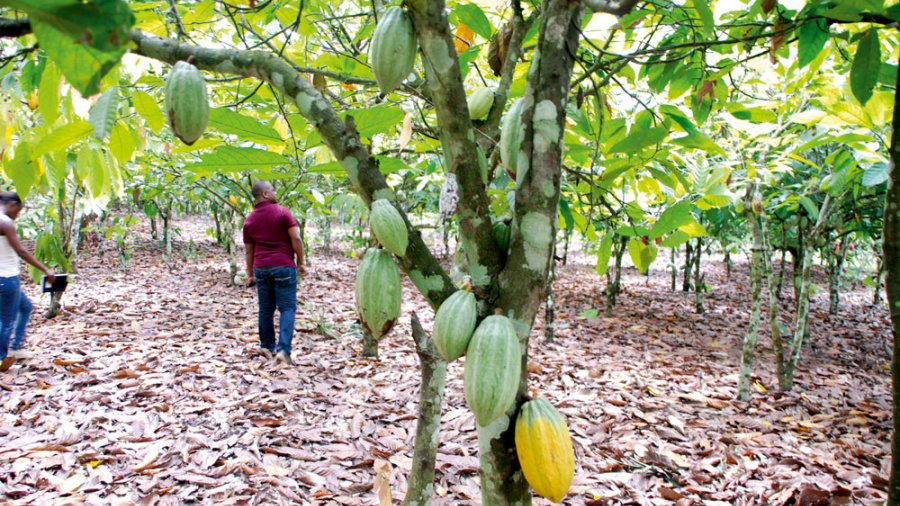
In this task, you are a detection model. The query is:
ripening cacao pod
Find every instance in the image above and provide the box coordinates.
[355,248,402,340]
[515,397,575,503]
[493,220,511,253]
[165,61,209,145]
[369,6,418,95]
[433,290,477,362]
[500,98,526,179]
[370,199,408,257]
[464,314,521,426]
[468,87,494,120]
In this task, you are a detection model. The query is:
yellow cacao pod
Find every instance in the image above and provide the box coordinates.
[468,87,494,120]
[515,397,575,503]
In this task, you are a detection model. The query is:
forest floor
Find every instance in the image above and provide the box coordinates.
[0,215,892,506]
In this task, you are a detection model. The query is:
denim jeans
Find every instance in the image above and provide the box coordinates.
[254,266,297,354]
[0,276,33,359]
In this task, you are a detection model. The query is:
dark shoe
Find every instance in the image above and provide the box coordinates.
[275,350,293,366]
[0,357,15,372]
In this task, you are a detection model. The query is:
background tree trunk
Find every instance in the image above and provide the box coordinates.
[738,185,764,401]
[403,313,447,506]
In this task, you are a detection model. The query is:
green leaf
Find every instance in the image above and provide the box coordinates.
[30,20,125,97]
[724,103,777,123]
[108,123,134,165]
[307,161,344,175]
[38,61,60,126]
[3,0,134,53]
[345,107,405,138]
[558,198,575,231]
[89,86,119,140]
[799,195,819,221]
[78,143,108,198]
[454,4,492,40]
[628,238,658,274]
[798,19,830,68]
[578,309,599,319]
[668,133,726,156]
[850,30,881,106]
[596,232,613,277]
[208,108,284,145]
[879,63,897,87]
[6,144,35,199]
[692,0,715,38]
[615,225,649,237]
[649,200,694,240]
[660,229,691,248]
[608,125,669,154]
[863,162,890,186]
[183,146,290,176]
[132,90,165,134]
[32,120,93,159]
[44,153,68,189]
[375,156,412,174]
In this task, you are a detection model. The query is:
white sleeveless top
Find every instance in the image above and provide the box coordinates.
[0,213,20,277]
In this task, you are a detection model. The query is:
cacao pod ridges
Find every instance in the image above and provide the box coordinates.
[432,289,477,362]
[515,397,575,503]
[369,6,418,95]
[354,248,402,340]
[464,314,521,426]
[370,199,409,257]
[164,61,209,146]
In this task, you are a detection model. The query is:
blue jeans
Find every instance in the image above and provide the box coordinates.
[254,266,297,354]
[0,276,33,359]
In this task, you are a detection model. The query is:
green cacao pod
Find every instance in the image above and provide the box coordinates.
[468,87,494,120]
[433,290,477,362]
[370,199,408,257]
[493,220,511,254]
[500,97,526,179]
[515,397,575,503]
[164,61,209,145]
[464,314,521,426]
[370,6,418,94]
[355,248,402,340]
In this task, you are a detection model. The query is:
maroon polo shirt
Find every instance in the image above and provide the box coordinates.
[242,201,299,268]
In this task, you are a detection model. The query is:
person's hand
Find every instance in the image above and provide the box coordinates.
[298,265,308,277]
[44,271,56,284]
[247,275,256,288]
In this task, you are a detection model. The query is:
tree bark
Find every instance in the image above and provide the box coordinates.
[694,237,703,314]
[738,184,764,401]
[670,248,677,292]
[606,236,626,316]
[883,58,900,506]
[682,241,692,292]
[545,247,557,343]
[403,313,447,506]
[763,213,788,390]
[361,328,379,358]
[828,237,849,316]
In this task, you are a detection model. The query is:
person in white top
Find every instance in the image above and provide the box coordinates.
[0,193,55,372]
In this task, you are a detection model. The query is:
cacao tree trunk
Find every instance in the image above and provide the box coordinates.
[776,242,786,300]
[682,241,692,292]
[44,291,63,319]
[724,249,732,280]
[361,328,378,358]
[606,236,626,316]
[694,237,703,314]
[545,246,557,343]
[876,251,885,306]
[738,184,764,401]
[763,211,789,390]
[403,313,447,506]
[670,248,677,292]
[883,59,900,506]
[829,238,849,316]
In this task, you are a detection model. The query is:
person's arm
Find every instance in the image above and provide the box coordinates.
[245,242,256,286]
[287,226,307,276]
[0,221,55,283]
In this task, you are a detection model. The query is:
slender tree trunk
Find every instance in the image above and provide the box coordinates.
[682,241,692,292]
[725,249,732,280]
[883,59,900,505]
[362,327,379,358]
[783,238,813,388]
[829,238,849,316]
[44,292,63,319]
[671,248,677,291]
[763,212,789,390]
[876,252,885,305]
[606,237,626,316]
[694,237,703,314]
[561,228,570,266]
[793,228,804,303]
[403,313,447,506]
[738,185,764,401]
[776,245,787,300]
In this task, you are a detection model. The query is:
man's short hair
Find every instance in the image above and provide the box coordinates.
[0,192,22,206]
[251,181,272,200]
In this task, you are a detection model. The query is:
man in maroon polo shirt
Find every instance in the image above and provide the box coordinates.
[243,181,307,366]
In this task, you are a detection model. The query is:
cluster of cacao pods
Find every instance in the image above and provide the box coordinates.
[165,61,209,146]
[354,199,409,340]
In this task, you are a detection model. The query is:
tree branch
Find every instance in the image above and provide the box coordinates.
[582,0,641,17]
